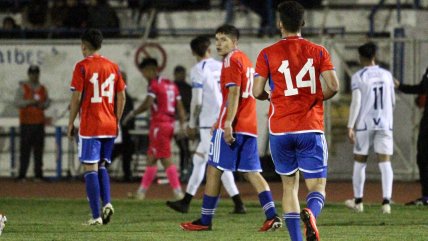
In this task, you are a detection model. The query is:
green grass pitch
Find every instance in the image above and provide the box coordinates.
[0,198,427,240]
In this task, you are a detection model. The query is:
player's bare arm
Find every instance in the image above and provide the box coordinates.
[115,90,126,123]
[321,70,340,100]
[224,85,240,145]
[253,76,270,100]
[67,90,82,138]
[176,99,187,138]
[123,95,154,125]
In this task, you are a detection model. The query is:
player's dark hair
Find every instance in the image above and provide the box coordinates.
[277,1,305,33]
[190,36,211,57]
[139,57,158,69]
[358,42,377,59]
[215,24,239,40]
[174,65,185,73]
[81,29,103,50]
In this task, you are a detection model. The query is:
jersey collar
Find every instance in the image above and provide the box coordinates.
[282,36,303,40]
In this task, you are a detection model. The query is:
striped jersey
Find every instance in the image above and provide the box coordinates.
[255,36,335,134]
[70,54,126,138]
[351,65,395,131]
[190,58,222,128]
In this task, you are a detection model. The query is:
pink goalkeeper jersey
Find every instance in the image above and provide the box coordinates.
[148,76,181,123]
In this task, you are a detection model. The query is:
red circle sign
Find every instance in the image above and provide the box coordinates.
[134,43,167,72]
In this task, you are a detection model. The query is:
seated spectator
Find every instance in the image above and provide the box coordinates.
[87,0,120,37]
[60,0,89,37]
[50,0,68,28]
[129,0,157,38]
[224,0,275,37]
[1,16,21,38]
[21,0,49,38]
[23,0,48,29]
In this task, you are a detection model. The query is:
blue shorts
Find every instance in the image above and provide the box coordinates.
[208,129,262,172]
[269,132,328,179]
[78,137,115,164]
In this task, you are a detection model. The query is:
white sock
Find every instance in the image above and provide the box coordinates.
[378,161,393,200]
[186,154,207,196]
[221,171,239,197]
[353,161,367,198]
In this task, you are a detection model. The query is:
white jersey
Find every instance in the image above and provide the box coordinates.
[351,65,395,131]
[190,58,222,128]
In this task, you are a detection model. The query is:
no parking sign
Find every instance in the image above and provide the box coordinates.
[134,42,167,72]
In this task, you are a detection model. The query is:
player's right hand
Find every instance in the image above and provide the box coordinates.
[347,128,355,144]
[224,126,235,145]
[67,124,75,138]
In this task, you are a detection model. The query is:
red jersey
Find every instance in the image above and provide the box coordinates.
[216,49,257,136]
[255,36,334,134]
[70,54,126,138]
[148,77,180,123]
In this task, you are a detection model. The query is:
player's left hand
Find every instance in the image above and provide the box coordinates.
[347,128,355,144]
[223,126,235,145]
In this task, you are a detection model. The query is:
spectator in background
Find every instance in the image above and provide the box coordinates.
[130,0,157,38]
[1,16,21,38]
[224,0,275,37]
[396,68,428,205]
[61,0,89,37]
[111,71,135,182]
[87,0,120,37]
[173,65,192,182]
[50,0,68,28]
[14,65,50,181]
[22,0,48,29]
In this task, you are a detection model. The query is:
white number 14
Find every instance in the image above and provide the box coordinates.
[90,73,115,103]
[278,58,316,96]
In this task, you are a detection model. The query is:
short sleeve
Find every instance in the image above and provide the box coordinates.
[319,47,335,73]
[255,50,269,78]
[223,58,242,88]
[115,66,126,92]
[351,74,360,91]
[70,62,84,92]
[190,67,204,89]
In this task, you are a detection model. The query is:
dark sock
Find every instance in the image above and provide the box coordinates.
[355,198,363,204]
[183,192,193,205]
[382,198,390,205]
[231,194,244,207]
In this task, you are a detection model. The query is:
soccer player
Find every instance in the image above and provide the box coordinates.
[180,25,281,232]
[123,58,186,200]
[166,36,246,214]
[345,42,395,214]
[67,29,126,225]
[253,2,340,240]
